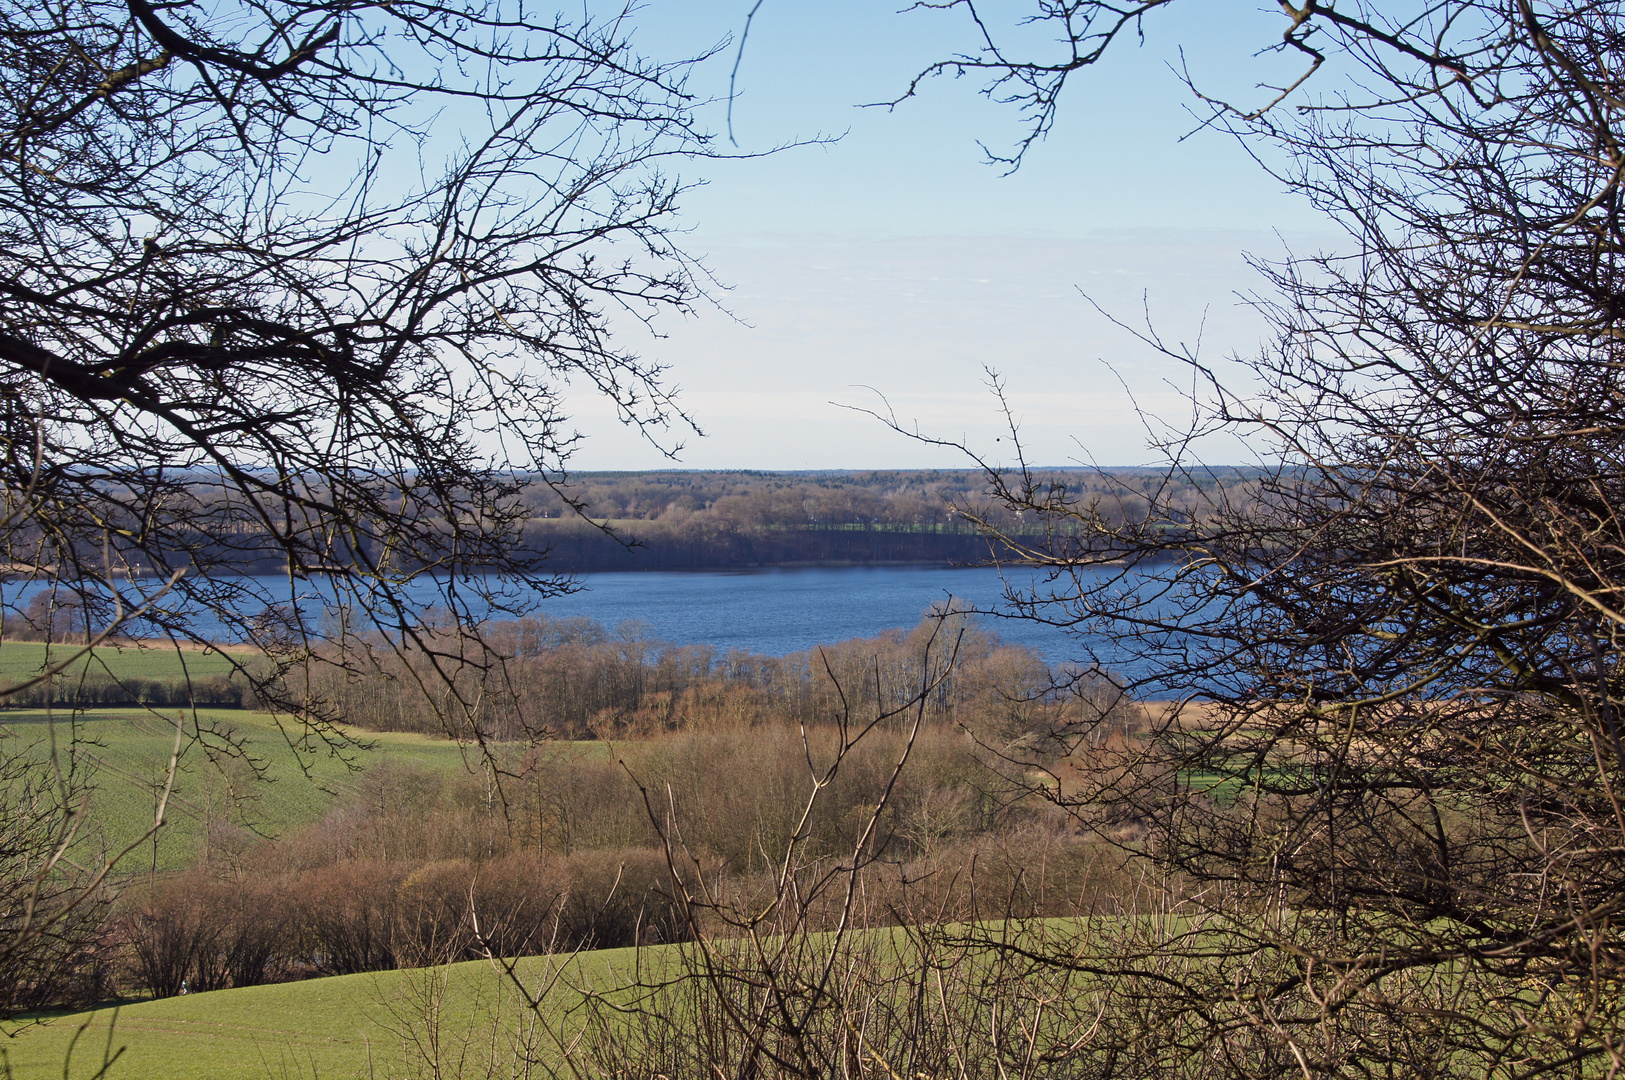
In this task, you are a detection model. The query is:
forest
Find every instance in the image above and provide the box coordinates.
[0,468,1252,578]
[519,468,1253,570]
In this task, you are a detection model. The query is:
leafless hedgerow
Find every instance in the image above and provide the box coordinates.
[448,618,1213,1080]
[450,623,981,1078]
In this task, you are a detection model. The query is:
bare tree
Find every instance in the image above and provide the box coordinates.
[0,0,720,731]
[873,1,1625,1075]
[0,0,722,1019]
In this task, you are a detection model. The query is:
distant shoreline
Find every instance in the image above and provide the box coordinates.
[0,555,1154,587]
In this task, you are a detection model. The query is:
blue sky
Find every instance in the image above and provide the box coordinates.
[564,1,1336,469]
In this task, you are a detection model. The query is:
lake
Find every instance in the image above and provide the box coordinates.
[5,564,1159,678]
[541,565,1081,660]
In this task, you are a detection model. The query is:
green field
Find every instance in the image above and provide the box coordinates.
[0,922,1115,1080]
[0,639,246,687]
[0,947,656,1080]
[3,706,529,870]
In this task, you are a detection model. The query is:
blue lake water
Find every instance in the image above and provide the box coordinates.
[542,566,1081,661]
[6,564,1155,675]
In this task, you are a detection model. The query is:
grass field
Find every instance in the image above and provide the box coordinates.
[0,639,619,869]
[0,922,1114,1080]
[0,640,247,686]
[2,705,536,870]
[0,946,657,1080]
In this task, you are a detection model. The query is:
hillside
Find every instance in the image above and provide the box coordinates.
[4,706,520,871]
[0,947,652,1080]
[0,638,533,870]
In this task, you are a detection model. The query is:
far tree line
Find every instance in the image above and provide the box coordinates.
[522,467,1257,570]
[0,468,1256,579]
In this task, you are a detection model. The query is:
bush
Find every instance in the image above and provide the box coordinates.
[123,869,295,996]
[556,847,685,950]
[292,859,402,977]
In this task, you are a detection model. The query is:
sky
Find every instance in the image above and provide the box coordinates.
[561,1,1339,470]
